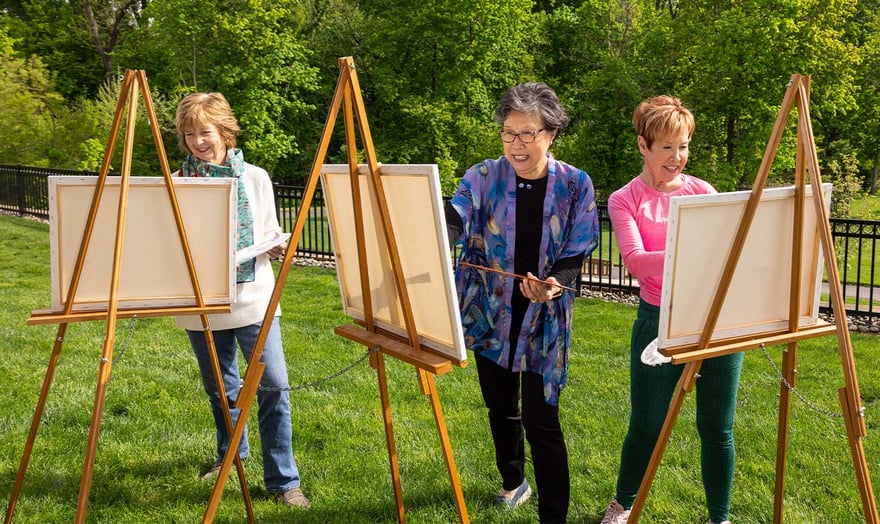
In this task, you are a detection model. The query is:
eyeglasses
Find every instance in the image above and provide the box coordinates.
[499,128,545,144]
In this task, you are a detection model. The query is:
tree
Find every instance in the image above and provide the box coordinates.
[81,0,147,81]
[2,0,129,100]
[121,0,320,179]
[305,0,538,191]
[0,0,877,199]
[0,29,60,166]
[671,0,861,195]
[847,0,880,195]
[534,1,656,197]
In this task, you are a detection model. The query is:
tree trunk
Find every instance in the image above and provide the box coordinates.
[870,150,878,195]
[82,0,112,76]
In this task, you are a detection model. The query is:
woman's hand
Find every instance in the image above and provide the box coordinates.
[265,234,286,261]
[520,272,564,304]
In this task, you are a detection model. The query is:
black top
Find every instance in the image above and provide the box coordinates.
[444,175,583,286]
[446,174,585,358]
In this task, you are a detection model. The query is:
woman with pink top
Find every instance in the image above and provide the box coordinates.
[600,96,742,524]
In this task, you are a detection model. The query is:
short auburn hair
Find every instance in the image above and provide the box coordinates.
[174,92,240,153]
[632,95,695,149]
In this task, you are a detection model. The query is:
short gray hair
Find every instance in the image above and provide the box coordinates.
[493,82,570,133]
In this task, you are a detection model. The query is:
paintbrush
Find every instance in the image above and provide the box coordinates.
[459,262,577,292]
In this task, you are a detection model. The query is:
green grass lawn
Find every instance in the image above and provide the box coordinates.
[2,214,880,523]
[833,190,880,286]
[850,192,880,221]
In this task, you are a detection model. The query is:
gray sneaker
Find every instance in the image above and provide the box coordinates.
[274,487,311,508]
[199,460,222,481]
[494,479,531,509]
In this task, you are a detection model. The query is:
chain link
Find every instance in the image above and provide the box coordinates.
[106,315,376,395]
[111,316,138,365]
[258,344,380,393]
[759,343,842,418]
[101,319,854,420]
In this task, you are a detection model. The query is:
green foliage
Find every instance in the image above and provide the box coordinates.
[306,0,537,185]
[3,0,106,100]
[825,149,865,217]
[535,3,649,195]
[1,0,879,197]
[124,0,321,179]
[0,29,60,166]
[52,78,179,176]
[75,139,106,172]
[848,0,880,194]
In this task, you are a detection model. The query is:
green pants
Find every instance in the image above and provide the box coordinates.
[614,300,743,523]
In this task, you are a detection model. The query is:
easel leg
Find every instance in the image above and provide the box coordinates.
[75,329,119,522]
[629,361,702,522]
[203,362,264,524]
[839,387,880,523]
[420,370,469,524]
[773,343,798,523]
[4,325,68,524]
[199,328,255,523]
[374,352,406,523]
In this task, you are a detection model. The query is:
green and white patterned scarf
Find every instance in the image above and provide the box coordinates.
[181,148,255,283]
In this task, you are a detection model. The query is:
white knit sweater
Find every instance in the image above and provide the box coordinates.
[174,162,282,331]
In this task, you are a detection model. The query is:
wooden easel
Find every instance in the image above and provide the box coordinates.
[4,70,256,523]
[203,56,469,523]
[627,74,878,522]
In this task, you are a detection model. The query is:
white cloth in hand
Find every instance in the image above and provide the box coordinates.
[640,337,671,366]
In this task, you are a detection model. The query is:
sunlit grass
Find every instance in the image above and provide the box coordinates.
[2,214,880,523]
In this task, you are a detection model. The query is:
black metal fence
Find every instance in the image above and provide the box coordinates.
[274,183,334,262]
[3,164,878,318]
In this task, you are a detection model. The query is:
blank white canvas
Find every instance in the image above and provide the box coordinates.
[320,164,466,364]
[658,183,831,350]
[49,176,237,312]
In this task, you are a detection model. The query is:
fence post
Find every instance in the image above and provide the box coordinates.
[273,181,281,231]
[16,163,26,217]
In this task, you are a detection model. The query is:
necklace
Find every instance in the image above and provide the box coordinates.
[516,175,547,191]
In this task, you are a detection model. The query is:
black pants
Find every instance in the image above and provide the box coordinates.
[476,353,569,523]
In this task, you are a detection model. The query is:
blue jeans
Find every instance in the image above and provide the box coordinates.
[187,317,301,492]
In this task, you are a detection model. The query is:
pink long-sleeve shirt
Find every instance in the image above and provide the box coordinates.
[608,174,715,305]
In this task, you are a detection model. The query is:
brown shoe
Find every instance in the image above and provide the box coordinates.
[274,487,311,508]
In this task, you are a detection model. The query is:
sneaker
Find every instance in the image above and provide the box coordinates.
[494,479,531,509]
[274,487,311,508]
[601,499,631,524]
[199,460,222,481]
[709,521,732,524]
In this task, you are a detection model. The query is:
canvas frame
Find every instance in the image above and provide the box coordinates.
[658,183,832,350]
[319,164,466,364]
[48,176,237,312]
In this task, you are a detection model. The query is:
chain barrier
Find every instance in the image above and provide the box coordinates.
[759,343,843,419]
[102,319,853,419]
[257,344,380,393]
[111,316,138,365]
[105,313,376,393]
[96,318,859,421]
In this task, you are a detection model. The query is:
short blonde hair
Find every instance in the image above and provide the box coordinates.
[632,95,695,149]
[174,92,240,153]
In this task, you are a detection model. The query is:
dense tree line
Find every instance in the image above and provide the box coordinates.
[1,0,878,210]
